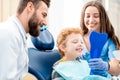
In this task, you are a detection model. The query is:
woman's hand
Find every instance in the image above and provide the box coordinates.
[108,58,120,76]
[88,58,109,77]
[88,58,109,71]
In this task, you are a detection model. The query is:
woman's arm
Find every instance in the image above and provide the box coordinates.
[107,39,120,76]
[108,58,120,76]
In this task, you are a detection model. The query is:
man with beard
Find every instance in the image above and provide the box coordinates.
[0,0,50,80]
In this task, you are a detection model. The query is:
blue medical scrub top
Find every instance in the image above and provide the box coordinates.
[83,38,116,78]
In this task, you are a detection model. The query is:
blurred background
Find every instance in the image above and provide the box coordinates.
[0,0,120,48]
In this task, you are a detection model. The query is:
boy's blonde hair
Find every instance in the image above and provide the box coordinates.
[57,27,83,56]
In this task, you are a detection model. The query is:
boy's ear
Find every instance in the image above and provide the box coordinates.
[59,44,65,52]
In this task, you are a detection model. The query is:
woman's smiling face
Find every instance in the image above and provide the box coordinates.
[84,6,100,32]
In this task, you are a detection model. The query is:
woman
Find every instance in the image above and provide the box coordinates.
[80,0,120,78]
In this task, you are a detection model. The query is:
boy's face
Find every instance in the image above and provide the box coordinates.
[63,33,84,60]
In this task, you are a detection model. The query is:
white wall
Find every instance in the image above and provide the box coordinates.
[0,0,19,22]
[48,0,86,48]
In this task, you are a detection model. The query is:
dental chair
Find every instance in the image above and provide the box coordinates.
[28,27,61,80]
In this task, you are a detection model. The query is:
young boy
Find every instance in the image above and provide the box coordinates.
[51,27,110,80]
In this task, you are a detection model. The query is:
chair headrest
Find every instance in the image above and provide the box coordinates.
[31,26,54,50]
[28,48,61,80]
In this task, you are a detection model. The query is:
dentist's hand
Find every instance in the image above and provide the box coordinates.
[88,58,110,71]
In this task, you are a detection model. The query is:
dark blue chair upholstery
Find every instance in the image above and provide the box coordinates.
[28,27,61,80]
[31,29,54,50]
[28,48,61,80]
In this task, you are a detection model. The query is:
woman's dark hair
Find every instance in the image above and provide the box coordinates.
[80,0,120,49]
